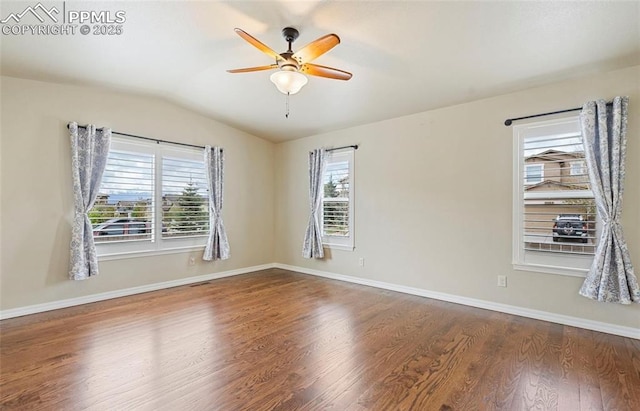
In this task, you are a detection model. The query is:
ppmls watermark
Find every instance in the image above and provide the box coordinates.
[1,2,126,36]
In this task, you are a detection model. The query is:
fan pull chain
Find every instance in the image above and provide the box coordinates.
[285,92,290,119]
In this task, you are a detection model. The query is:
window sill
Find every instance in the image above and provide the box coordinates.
[513,263,587,278]
[98,245,205,261]
[323,244,355,252]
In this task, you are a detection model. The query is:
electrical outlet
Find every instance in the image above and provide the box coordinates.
[358,258,365,267]
[497,275,507,287]
[188,256,196,266]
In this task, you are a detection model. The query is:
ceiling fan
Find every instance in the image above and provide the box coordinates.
[227,27,352,95]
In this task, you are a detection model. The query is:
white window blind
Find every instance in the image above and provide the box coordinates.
[513,117,597,276]
[90,149,154,244]
[88,136,210,258]
[161,156,209,239]
[323,160,350,236]
[321,149,354,250]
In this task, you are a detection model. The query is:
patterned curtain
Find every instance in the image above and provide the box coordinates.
[302,148,326,259]
[579,97,639,303]
[68,122,111,280]
[203,146,230,261]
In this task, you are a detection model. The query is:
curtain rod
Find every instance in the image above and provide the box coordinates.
[504,101,614,126]
[68,124,207,150]
[325,145,359,152]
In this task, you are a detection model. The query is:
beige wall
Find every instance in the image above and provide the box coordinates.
[2,67,639,330]
[0,76,275,310]
[274,66,640,329]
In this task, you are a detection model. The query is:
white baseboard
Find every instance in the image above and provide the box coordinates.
[3,263,638,339]
[274,263,640,340]
[0,263,276,320]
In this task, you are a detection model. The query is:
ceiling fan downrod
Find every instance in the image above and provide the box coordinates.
[282,27,299,53]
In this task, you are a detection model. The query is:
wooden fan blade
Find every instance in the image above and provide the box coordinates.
[292,34,340,64]
[227,64,278,73]
[300,63,352,80]
[234,28,282,61]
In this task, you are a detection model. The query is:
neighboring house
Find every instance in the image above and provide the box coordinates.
[94,194,110,205]
[162,194,179,213]
[114,199,151,218]
[115,200,136,216]
[524,149,587,189]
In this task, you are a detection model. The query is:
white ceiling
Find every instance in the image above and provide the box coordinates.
[1,1,638,142]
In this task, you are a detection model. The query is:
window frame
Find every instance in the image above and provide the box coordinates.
[512,116,596,277]
[94,136,210,260]
[320,149,355,251]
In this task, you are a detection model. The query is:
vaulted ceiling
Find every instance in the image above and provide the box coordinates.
[1,1,638,142]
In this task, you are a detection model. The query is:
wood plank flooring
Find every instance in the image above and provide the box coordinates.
[1,269,638,410]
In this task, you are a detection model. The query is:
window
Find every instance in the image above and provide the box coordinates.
[161,156,209,239]
[513,116,597,276]
[89,136,209,258]
[321,149,354,250]
[524,164,543,185]
[570,160,585,176]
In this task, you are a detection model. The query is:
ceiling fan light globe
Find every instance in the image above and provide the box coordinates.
[270,71,308,95]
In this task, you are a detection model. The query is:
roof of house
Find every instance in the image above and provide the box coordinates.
[525,149,584,162]
[525,179,588,191]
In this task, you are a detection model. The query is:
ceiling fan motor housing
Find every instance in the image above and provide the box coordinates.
[282,27,299,44]
[277,52,299,71]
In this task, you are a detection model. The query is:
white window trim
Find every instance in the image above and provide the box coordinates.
[95,136,209,260]
[321,149,355,251]
[512,116,595,277]
[524,163,544,185]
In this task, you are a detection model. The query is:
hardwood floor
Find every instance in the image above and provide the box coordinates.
[1,269,638,410]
